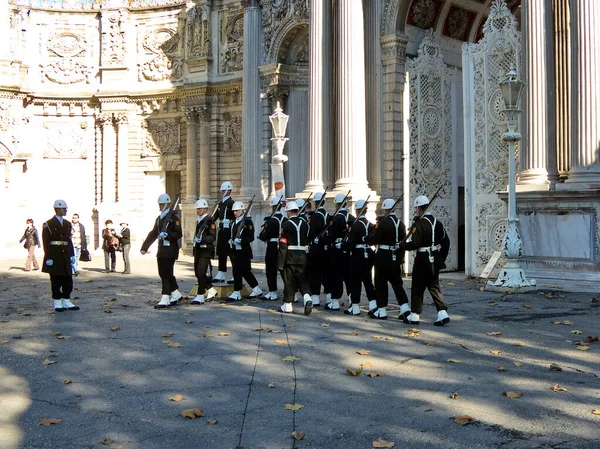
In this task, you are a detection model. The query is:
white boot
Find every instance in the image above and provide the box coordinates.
[399,303,411,319]
[62,299,80,311]
[169,289,183,305]
[434,310,450,326]
[371,307,387,320]
[280,302,293,313]
[368,300,377,312]
[53,299,65,312]
[324,299,340,311]
[206,287,218,300]
[294,291,301,303]
[214,271,225,282]
[303,294,313,316]
[264,291,277,301]
[403,312,420,325]
[190,295,205,305]
[325,293,332,304]
[344,303,360,316]
[228,290,241,301]
[154,295,170,309]
[249,286,263,298]
[311,294,320,307]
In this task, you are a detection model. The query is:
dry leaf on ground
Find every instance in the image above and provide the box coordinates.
[454,415,474,425]
[447,359,461,363]
[181,408,204,419]
[170,394,184,402]
[351,331,364,336]
[346,367,363,376]
[514,362,523,367]
[365,372,384,378]
[487,332,502,336]
[426,340,437,346]
[110,326,120,331]
[43,359,56,366]
[38,418,62,426]
[12,334,22,339]
[372,438,395,448]
[523,304,532,309]
[562,320,574,325]
[361,361,375,367]
[185,321,193,324]
[218,332,230,336]
[356,350,371,355]
[202,333,215,338]
[163,332,174,337]
[504,391,522,398]
[253,328,264,332]
[291,431,306,440]
[552,384,567,392]
[284,403,303,411]
[549,363,563,371]
[570,330,583,334]
[486,302,497,306]
[575,345,590,351]
[101,438,115,445]
[168,342,183,348]
[56,335,70,340]
[275,339,288,345]
[63,380,73,385]
[266,308,278,313]
[267,383,275,388]
[450,392,459,399]
[592,409,600,415]
[371,335,382,340]
[0,339,9,345]
[283,356,299,362]
[207,419,217,424]
[320,323,330,327]
[513,341,526,346]
[490,349,502,355]
[498,366,505,371]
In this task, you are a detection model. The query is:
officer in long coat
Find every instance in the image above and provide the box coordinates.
[258,196,286,301]
[306,192,330,307]
[214,181,235,283]
[141,193,183,309]
[42,199,80,312]
[190,199,217,305]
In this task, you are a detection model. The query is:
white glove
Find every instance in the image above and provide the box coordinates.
[222,219,230,229]
[193,237,201,244]
[313,237,319,245]
[46,259,53,266]
[159,232,168,239]
[234,238,242,245]
[140,250,147,255]
[70,256,77,264]
[335,242,342,249]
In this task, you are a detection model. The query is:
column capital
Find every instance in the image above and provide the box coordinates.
[241,0,261,10]
[380,33,409,63]
[114,112,129,126]
[182,108,198,123]
[97,112,113,127]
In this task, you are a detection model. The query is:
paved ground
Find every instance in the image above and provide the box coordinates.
[0,254,599,449]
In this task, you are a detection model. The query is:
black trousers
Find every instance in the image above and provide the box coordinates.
[230,251,258,291]
[329,248,351,299]
[307,246,330,296]
[265,242,279,292]
[282,263,310,304]
[216,229,232,272]
[104,249,116,271]
[157,256,178,295]
[50,274,73,299]
[349,252,376,304]
[122,244,131,273]
[410,255,447,314]
[194,256,211,295]
[374,252,408,308]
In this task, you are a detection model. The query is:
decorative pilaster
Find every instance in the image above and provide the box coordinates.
[98,113,116,204]
[554,0,571,179]
[183,108,198,202]
[305,0,333,193]
[240,0,263,198]
[115,112,129,204]
[0,0,9,60]
[567,0,600,184]
[335,0,369,195]
[198,107,211,198]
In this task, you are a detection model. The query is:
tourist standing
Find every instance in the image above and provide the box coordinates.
[119,222,131,274]
[70,213,87,276]
[19,218,40,271]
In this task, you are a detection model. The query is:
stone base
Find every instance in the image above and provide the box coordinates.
[486,265,537,293]
[189,283,249,298]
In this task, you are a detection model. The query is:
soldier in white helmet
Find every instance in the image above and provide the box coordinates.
[41,199,80,312]
[258,195,286,300]
[213,181,235,284]
[140,193,184,309]
[190,199,217,305]
[307,191,331,307]
[400,195,451,326]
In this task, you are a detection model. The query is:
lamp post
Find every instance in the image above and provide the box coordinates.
[269,101,289,198]
[487,69,537,292]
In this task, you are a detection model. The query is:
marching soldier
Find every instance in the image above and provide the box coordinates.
[214,181,235,284]
[307,191,330,307]
[141,193,184,309]
[190,199,217,305]
[367,198,409,320]
[227,201,263,301]
[258,196,286,301]
[278,201,312,315]
[342,199,376,316]
[326,193,354,311]
[401,195,451,326]
[42,199,80,312]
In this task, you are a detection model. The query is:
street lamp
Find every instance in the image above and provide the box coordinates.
[487,68,537,292]
[269,101,288,198]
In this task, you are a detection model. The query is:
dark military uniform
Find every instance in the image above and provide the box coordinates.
[258,211,286,293]
[343,216,376,307]
[280,215,310,304]
[193,215,217,296]
[329,209,354,301]
[367,213,409,310]
[42,216,74,300]
[403,213,450,315]
[230,216,259,292]
[307,207,331,299]
[216,197,235,273]
[141,211,183,295]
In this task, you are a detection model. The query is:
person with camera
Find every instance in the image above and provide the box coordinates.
[102,219,118,273]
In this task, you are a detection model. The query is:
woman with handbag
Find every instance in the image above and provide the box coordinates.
[102,219,118,273]
[19,218,40,271]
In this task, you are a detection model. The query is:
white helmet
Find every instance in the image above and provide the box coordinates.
[295,198,305,208]
[231,201,245,211]
[314,192,325,202]
[270,196,281,207]
[381,198,395,210]
[285,201,299,211]
[195,199,208,209]
[157,193,171,204]
[334,193,346,204]
[414,195,429,208]
[355,199,367,210]
[220,181,233,191]
[53,199,68,208]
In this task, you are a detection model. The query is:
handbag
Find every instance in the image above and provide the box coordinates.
[79,248,92,262]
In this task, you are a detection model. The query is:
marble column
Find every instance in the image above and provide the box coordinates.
[240,0,263,198]
[335,0,369,195]
[567,0,600,183]
[0,0,9,60]
[287,89,309,197]
[364,0,382,194]
[305,0,333,193]
[115,112,129,204]
[184,108,198,202]
[554,0,571,179]
[198,107,211,198]
[99,113,116,204]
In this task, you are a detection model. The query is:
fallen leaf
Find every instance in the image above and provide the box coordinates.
[101,438,115,445]
[163,332,174,337]
[549,363,562,371]
[168,342,183,348]
[12,334,22,339]
[320,323,330,327]
[523,304,532,309]
[453,415,474,425]
[43,359,56,366]
[498,366,505,371]
[218,332,230,336]
[562,320,574,325]
[283,356,300,362]
[161,339,172,344]
[490,349,502,355]
[365,372,384,378]
[513,341,526,346]
[0,339,9,345]
[253,328,264,332]
[426,340,437,346]
[181,408,204,419]
[570,330,583,335]
[384,337,394,341]
[267,383,275,388]
[356,350,371,355]
[575,345,590,351]
[266,308,278,313]
[38,418,62,426]
[104,309,112,314]
[110,326,120,331]
[592,298,600,304]
[202,333,215,338]
[361,361,375,367]
[371,335,382,340]
[450,392,459,399]
[83,279,94,283]
[207,419,217,424]
[487,332,502,336]
[548,285,562,289]
[504,391,522,399]
[275,339,288,345]
[351,331,364,336]
[545,293,554,299]
[447,281,455,286]
[447,359,461,363]
[291,431,306,440]
[514,362,523,367]
[372,438,395,448]
[186,320,193,324]
[486,302,497,307]
[170,394,184,402]
[592,409,600,415]
[552,321,561,325]
[56,335,70,340]
[183,312,192,316]
[284,403,303,411]
[552,384,567,392]
[346,367,363,376]
[63,380,73,385]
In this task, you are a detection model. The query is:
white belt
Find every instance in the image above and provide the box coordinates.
[269,238,279,243]
[196,244,208,248]
[288,245,308,252]
[377,244,397,250]
[355,244,368,249]
[50,241,69,246]
[417,244,441,253]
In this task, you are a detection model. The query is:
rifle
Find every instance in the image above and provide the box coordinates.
[343,194,370,243]
[366,194,404,238]
[297,192,314,215]
[315,190,351,241]
[260,195,284,231]
[313,186,329,212]
[161,189,183,234]
[234,194,256,240]
[194,205,217,241]
[400,185,443,246]
[208,201,220,221]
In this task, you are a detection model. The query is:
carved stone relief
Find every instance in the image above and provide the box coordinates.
[142,118,181,156]
[41,31,93,84]
[138,27,183,82]
[43,121,88,159]
[222,112,241,152]
[262,0,309,64]
[220,12,244,73]
[100,9,126,66]
[186,2,212,59]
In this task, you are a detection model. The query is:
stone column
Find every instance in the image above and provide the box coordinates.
[335,0,369,195]
[198,107,211,198]
[567,0,600,184]
[115,112,129,204]
[0,0,9,60]
[99,113,116,204]
[240,0,263,198]
[287,88,309,196]
[554,0,571,179]
[184,108,198,202]
[305,0,333,192]
[364,0,382,194]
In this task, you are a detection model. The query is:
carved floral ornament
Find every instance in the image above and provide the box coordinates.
[42,31,93,84]
[139,28,183,82]
[141,118,181,156]
[14,0,187,10]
